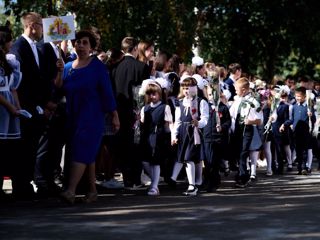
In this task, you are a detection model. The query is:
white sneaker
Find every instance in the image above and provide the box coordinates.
[257,159,267,168]
[101,179,124,189]
[266,170,273,176]
[141,172,151,186]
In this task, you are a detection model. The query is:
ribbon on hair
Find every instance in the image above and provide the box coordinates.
[189,86,198,97]
[190,97,201,145]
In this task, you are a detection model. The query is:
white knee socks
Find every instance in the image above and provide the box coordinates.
[284,145,292,166]
[171,162,183,181]
[264,141,272,172]
[195,162,203,186]
[150,165,160,190]
[307,149,313,169]
[185,162,195,188]
[142,161,151,176]
[250,151,259,177]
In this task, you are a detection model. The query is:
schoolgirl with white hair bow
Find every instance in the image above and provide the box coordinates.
[171,76,209,196]
[139,79,173,195]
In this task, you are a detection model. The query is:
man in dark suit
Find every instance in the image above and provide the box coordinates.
[10,12,51,200]
[224,63,242,101]
[34,40,67,197]
[113,37,150,188]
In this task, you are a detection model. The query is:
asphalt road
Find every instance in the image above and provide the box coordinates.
[1,168,320,240]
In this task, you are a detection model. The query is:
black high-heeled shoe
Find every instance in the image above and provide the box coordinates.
[60,191,75,204]
[82,192,98,203]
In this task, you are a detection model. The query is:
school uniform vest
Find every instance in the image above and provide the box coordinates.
[292,104,309,130]
[276,102,289,125]
[142,103,166,134]
[178,97,201,123]
[141,103,167,163]
[272,102,289,138]
[176,97,202,163]
[203,102,230,143]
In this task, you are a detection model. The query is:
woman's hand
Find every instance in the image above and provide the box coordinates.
[111,110,120,133]
[279,124,285,132]
[54,59,65,88]
[171,139,178,146]
[8,104,19,116]
[244,118,251,125]
[191,119,199,127]
[56,59,64,72]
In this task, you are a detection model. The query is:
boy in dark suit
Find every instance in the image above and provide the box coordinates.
[229,78,262,187]
[113,37,150,188]
[283,87,316,174]
[224,63,242,101]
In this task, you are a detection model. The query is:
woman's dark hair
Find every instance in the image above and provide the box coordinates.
[106,47,124,68]
[0,26,13,76]
[276,80,285,86]
[180,77,197,87]
[167,72,180,97]
[165,54,181,74]
[75,30,97,50]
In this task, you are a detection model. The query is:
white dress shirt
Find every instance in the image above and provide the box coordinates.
[22,34,40,67]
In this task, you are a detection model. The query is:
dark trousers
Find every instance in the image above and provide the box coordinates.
[294,127,312,172]
[273,137,285,172]
[34,109,66,189]
[233,125,253,182]
[115,125,142,187]
[12,116,45,198]
[204,141,222,188]
[96,135,118,180]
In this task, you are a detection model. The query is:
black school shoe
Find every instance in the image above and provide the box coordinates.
[206,184,220,193]
[166,178,177,189]
[183,185,198,196]
[249,175,257,182]
[235,179,249,188]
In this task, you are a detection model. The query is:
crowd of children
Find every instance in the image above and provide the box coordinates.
[133,56,320,196]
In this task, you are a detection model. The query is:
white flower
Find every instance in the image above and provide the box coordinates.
[139,79,155,95]
[155,77,170,90]
[192,74,206,90]
[6,54,20,70]
[192,56,204,66]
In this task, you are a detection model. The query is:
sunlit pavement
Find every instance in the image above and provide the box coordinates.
[1,166,320,240]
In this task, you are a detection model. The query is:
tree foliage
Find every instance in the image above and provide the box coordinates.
[3,0,320,80]
[195,0,320,80]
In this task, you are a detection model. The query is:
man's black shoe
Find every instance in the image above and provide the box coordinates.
[235,180,248,188]
[167,178,177,189]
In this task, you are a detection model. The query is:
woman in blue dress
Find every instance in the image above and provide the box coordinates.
[55,30,119,204]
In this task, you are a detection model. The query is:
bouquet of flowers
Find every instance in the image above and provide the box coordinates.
[263,90,281,135]
[190,97,201,145]
[211,78,221,132]
[306,90,314,133]
[132,85,144,144]
[312,97,320,136]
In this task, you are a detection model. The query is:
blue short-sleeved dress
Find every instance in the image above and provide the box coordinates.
[62,57,116,164]
[0,54,22,139]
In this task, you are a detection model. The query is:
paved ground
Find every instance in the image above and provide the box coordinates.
[1,167,320,240]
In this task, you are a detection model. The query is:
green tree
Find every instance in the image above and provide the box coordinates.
[195,0,320,80]
[4,0,320,79]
